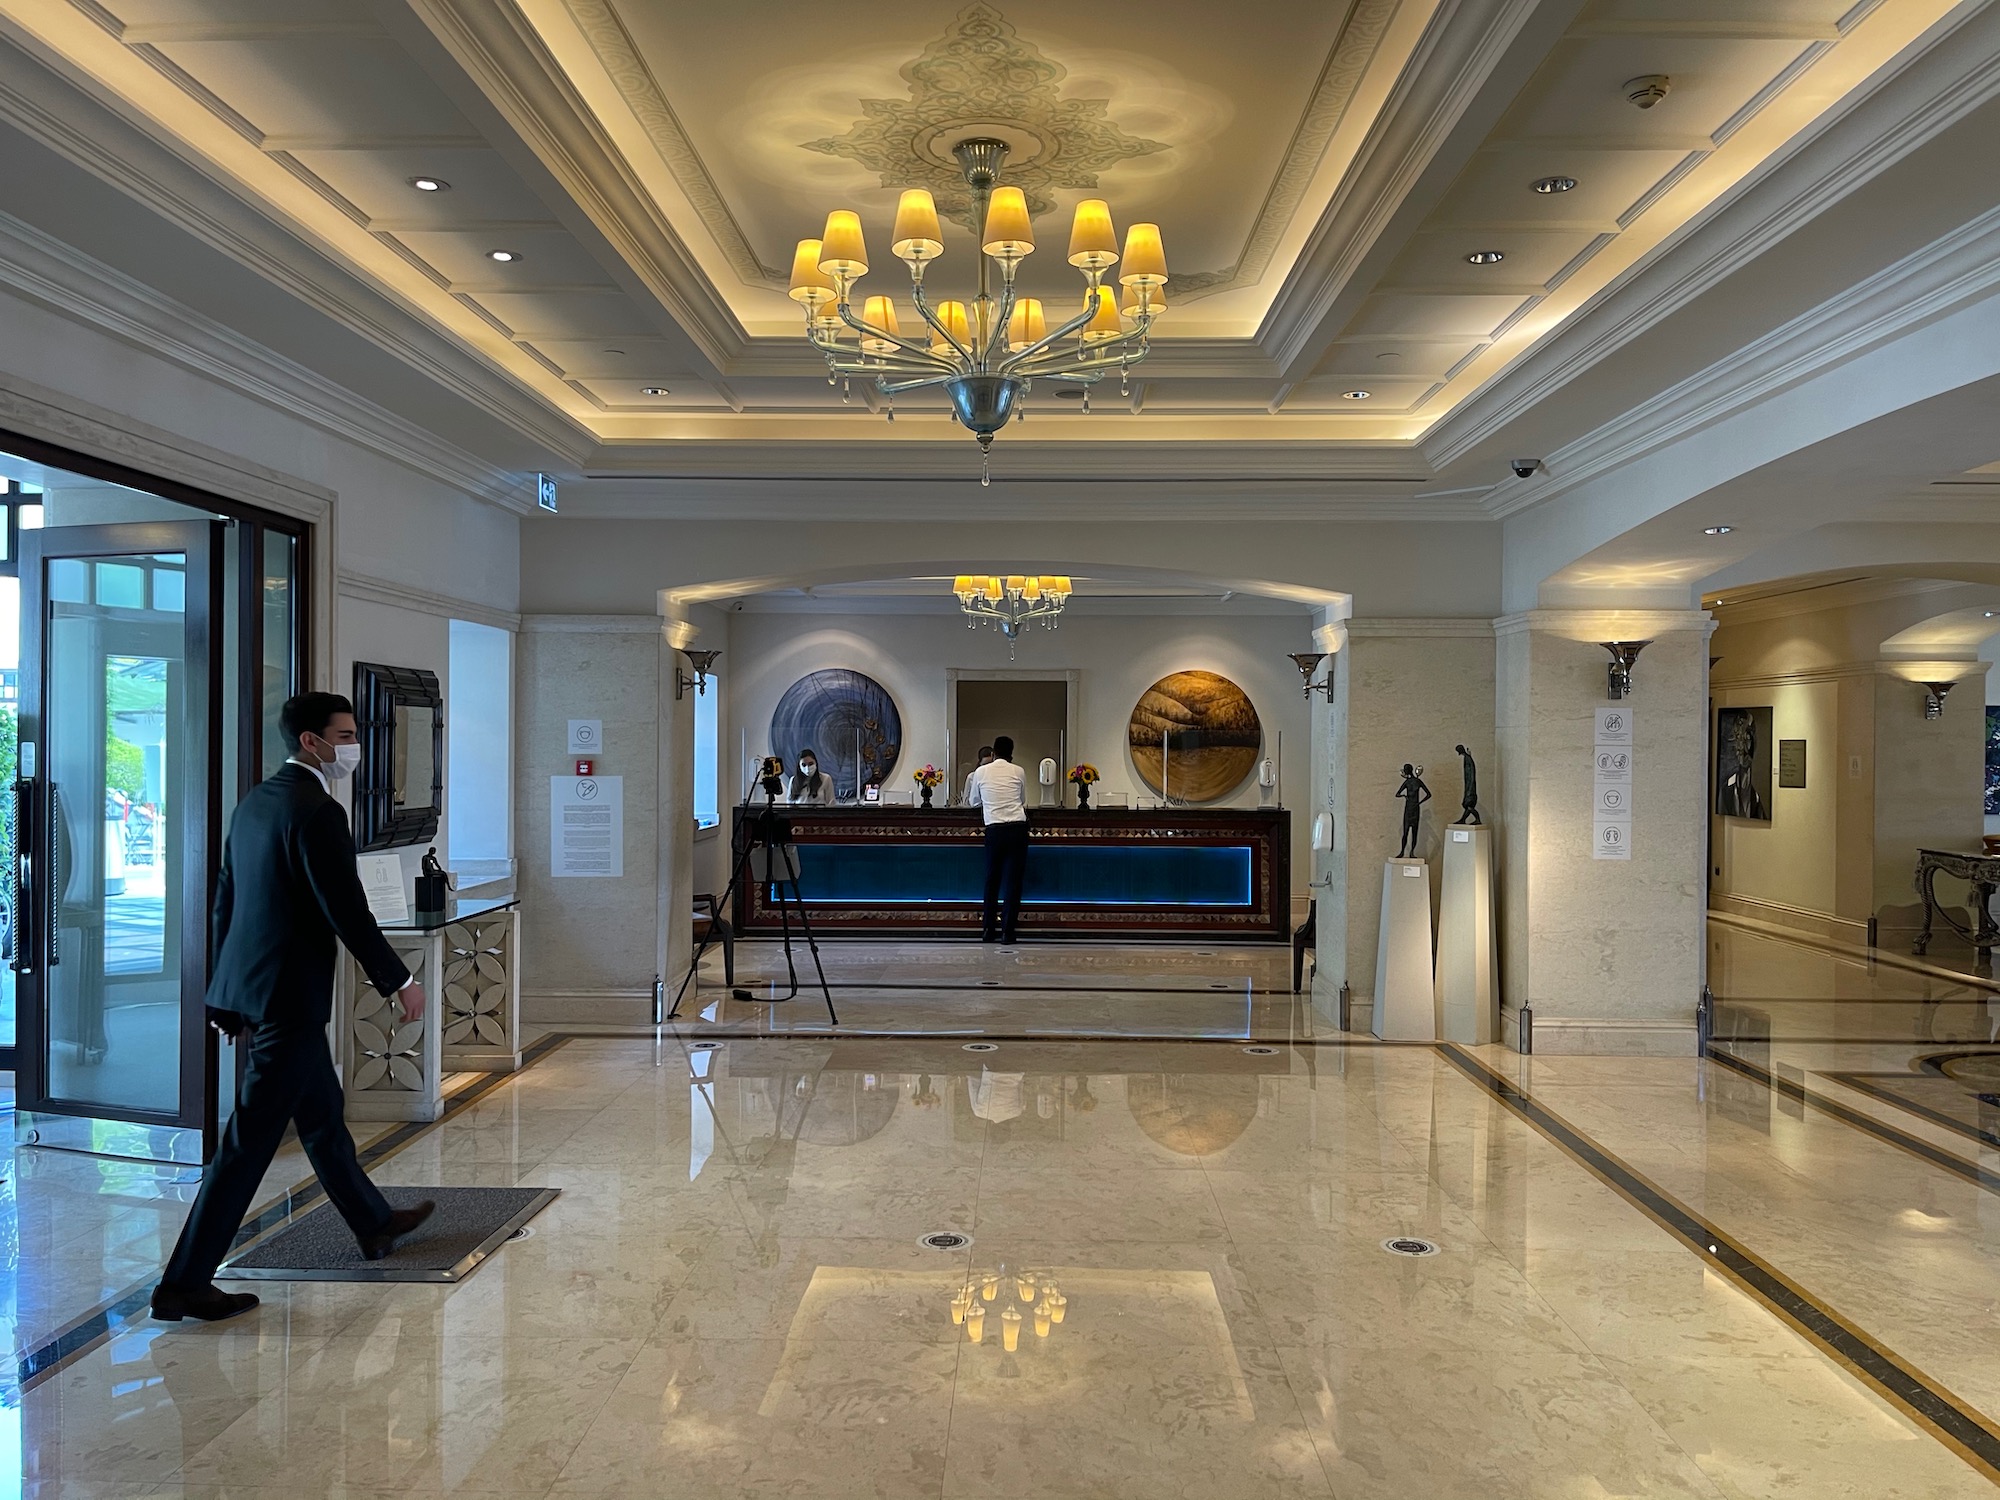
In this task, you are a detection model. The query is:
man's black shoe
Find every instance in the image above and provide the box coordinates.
[151,1282,260,1322]
[359,1200,436,1262]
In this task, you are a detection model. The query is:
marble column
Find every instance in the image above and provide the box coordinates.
[658,623,698,1004]
[1495,609,1712,1055]
[1311,620,1497,1030]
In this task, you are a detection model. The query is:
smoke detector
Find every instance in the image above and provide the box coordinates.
[1624,74,1671,110]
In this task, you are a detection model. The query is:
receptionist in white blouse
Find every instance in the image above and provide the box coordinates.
[789,748,837,805]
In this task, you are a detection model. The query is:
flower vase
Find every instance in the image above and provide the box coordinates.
[920,784,934,810]
[1075,782,1091,811]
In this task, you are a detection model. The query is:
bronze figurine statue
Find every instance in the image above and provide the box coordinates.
[1395,763,1431,858]
[1454,745,1481,825]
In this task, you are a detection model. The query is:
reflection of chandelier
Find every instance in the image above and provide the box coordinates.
[791,138,1168,484]
[951,1266,1068,1352]
[953,574,1072,640]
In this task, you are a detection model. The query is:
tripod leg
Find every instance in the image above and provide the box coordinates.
[773,874,802,1001]
[669,844,753,1020]
[785,877,839,1027]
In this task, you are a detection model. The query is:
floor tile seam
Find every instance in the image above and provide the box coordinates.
[13,1035,577,1394]
[1705,912,2000,995]
[1807,1067,2000,1160]
[1437,1043,2000,1486]
[570,1028,1406,1047]
[1706,1048,2000,1197]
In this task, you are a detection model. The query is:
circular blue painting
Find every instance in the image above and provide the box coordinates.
[771,669,902,800]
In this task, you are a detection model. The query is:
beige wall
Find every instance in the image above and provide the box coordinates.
[515,619,664,1019]
[1497,611,1712,1055]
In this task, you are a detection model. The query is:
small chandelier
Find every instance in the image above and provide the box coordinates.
[792,138,1168,484]
[954,574,1071,639]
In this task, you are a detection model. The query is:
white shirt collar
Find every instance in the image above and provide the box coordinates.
[286,756,329,794]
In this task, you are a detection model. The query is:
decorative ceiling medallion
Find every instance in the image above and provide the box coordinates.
[801,5,1168,231]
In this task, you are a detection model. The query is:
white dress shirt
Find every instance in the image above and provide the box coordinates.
[966,759,1029,824]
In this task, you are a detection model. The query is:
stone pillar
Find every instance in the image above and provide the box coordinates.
[658,613,701,1002]
[1495,609,1711,1054]
[1311,620,1497,1029]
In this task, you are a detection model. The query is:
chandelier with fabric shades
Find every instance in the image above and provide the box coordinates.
[952,574,1072,639]
[790,138,1168,484]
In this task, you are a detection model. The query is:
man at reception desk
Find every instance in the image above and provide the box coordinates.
[966,735,1030,944]
[789,748,836,805]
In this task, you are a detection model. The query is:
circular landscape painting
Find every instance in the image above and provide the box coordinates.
[1128,670,1262,802]
[771,669,902,800]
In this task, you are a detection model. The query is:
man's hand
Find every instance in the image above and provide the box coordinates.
[399,981,427,1024]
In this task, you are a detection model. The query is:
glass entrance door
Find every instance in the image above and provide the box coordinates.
[14,522,221,1162]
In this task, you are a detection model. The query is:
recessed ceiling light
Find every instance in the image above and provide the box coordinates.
[1466,250,1506,265]
[486,248,521,263]
[407,175,450,193]
[640,385,669,396]
[1985,611,1998,618]
[1531,176,1578,194]
[1341,389,1372,400]
[1703,525,1734,535]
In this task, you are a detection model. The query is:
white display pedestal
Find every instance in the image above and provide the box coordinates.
[1373,858,1435,1041]
[1435,825,1498,1044]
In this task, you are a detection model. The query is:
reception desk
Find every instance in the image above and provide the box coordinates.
[731,806,1289,940]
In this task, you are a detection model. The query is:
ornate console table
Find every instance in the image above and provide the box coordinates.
[337,893,523,1123]
[1913,849,2000,955]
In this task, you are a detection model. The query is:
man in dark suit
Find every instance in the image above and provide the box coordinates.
[152,692,436,1322]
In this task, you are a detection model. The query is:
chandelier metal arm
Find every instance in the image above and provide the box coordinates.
[908,277,977,367]
[1010,343,1149,379]
[875,372,961,395]
[992,299,1103,371]
[829,299,954,366]
[806,331,955,375]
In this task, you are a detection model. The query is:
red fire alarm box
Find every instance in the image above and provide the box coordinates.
[574,758,594,776]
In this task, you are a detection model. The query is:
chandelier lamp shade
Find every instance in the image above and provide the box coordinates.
[793,138,1168,484]
[953,574,1073,639]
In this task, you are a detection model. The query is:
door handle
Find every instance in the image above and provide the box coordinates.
[46,780,60,967]
[11,778,33,976]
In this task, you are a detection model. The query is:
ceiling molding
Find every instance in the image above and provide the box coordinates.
[1430,1,2000,473]
[397,0,747,375]
[1483,196,2000,524]
[1708,575,1965,627]
[338,569,522,630]
[0,208,533,513]
[0,22,596,463]
[1259,0,1573,378]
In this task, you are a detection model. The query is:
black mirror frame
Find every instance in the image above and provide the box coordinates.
[352,661,443,852]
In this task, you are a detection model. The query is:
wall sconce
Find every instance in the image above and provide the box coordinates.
[676,648,721,700]
[1289,651,1334,701]
[1921,680,1955,719]
[1600,640,1651,700]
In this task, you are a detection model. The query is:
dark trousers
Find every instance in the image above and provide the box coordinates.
[163,1022,391,1288]
[982,821,1029,940]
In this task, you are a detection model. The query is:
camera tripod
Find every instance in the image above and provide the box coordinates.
[668,786,837,1026]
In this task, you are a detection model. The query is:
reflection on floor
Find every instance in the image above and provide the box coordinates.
[8,929,2000,1496]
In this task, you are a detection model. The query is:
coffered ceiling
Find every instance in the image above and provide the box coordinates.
[0,0,1970,469]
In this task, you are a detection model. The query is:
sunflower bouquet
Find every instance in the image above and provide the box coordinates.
[913,765,945,789]
[1066,764,1099,785]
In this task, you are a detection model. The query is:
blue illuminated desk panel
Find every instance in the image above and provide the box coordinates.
[731,807,1289,939]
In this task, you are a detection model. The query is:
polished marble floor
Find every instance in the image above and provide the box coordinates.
[9,927,2000,1497]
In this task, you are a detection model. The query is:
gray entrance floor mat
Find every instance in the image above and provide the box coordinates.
[220,1185,559,1283]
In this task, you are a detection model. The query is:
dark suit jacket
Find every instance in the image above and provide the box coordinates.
[206,762,412,1028]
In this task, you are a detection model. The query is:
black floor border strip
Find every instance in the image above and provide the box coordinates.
[711,982,1301,996]
[1437,1044,2000,1483]
[1820,1071,2000,1152]
[1706,1048,2000,1196]
[556,1029,1404,1046]
[13,1033,572,1393]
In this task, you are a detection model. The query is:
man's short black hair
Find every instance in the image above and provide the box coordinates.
[280,692,355,753]
[993,735,1015,760]
[977,745,993,759]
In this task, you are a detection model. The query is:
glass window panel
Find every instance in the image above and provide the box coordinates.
[151,567,184,613]
[0,574,16,1050]
[262,530,295,777]
[95,563,144,608]
[17,503,42,530]
[49,558,86,602]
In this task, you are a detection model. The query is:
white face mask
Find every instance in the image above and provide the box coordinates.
[316,741,362,781]
[799,761,817,776]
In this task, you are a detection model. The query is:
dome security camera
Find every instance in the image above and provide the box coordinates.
[1510,458,1543,479]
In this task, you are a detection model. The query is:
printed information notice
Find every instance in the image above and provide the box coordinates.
[1592,707,1633,861]
[551,775,623,878]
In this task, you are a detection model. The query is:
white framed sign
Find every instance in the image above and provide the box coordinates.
[1593,708,1633,860]
[567,719,602,755]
